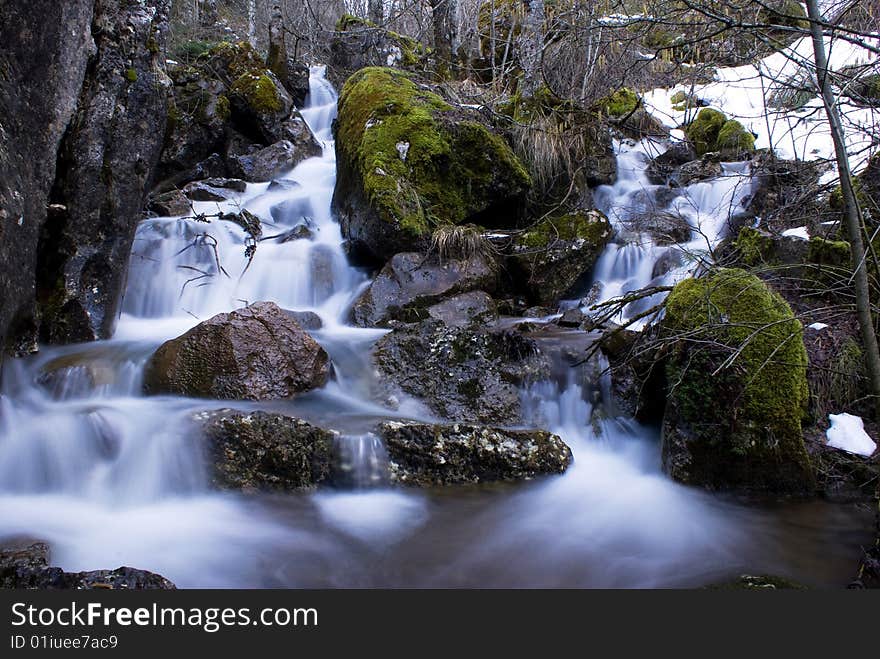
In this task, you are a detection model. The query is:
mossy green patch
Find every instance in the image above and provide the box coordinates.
[807,236,851,267]
[595,88,640,118]
[124,68,138,83]
[520,212,611,249]
[662,268,813,492]
[734,226,773,266]
[716,119,755,155]
[230,73,283,114]
[685,108,755,157]
[337,67,530,238]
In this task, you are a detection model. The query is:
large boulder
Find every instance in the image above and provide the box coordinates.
[144,302,330,400]
[1,542,175,590]
[193,409,335,491]
[227,139,317,182]
[510,211,613,306]
[378,421,573,486]
[31,1,171,345]
[328,15,427,90]
[660,268,814,494]
[351,252,498,327]
[373,319,549,424]
[684,108,755,159]
[333,67,532,262]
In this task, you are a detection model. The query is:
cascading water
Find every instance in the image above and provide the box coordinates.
[0,69,871,588]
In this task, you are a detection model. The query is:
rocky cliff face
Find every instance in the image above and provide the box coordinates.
[0,0,171,353]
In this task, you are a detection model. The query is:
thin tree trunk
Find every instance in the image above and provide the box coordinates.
[520,0,544,96]
[805,0,880,420]
[431,0,456,77]
[368,0,383,24]
[267,2,287,87]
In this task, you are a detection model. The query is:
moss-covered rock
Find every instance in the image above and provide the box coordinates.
[660,268,814,494]
[333,67,531,261]
[510,211,613,306]
[593,87,668,139]
[685,108,755,158]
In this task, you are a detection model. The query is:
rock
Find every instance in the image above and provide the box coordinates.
[426,291,498,328]
[272,225,314,243]
[144,301,330,400]
[510,211,613,306]
[149,190,192,217]
[37,352,117,399]
[328,16,427,89]
[309,245,338,301]
[228,69,293,145]
[281,115,322,154]
[379,421,573,486]
[556,307,587,328]
[193,409,335,491]
[600,325,666,422]
[673,156,724,186]
[333,67,531,262]
[373,319,550,424]
[285,60,311,107]
[227,139,318,182]
[0,0,96,353]
[1,542,175,590]
[684,108,755,159]
[594,88,669,139]
[632,211,693,245]
[351,252,498,327]
[183,177,247,201]
[283,310,323,330]
[32,1,171,346]
[660,268,814,494]
[219,209,262,239]
[153,153,228,195]
[705,574,807,590]
[733,226,810,267]
[646,142,698,184]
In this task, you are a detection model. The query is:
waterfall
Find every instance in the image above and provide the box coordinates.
[0,69,866,588]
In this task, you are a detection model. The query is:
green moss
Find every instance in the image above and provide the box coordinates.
[173,39,218,62]
[208,41,266,79]
[336,14,377,31]
[685,108,727,156]
[521,212,610,249]
[595,88,640,118]
[734,226,773,266]
[716,119,756,156]
[230,73,282,114]
[147,36,160,55]
[807,237,851,266]
[757,0,809,31]
[124,68,138,83]
[215,94,231,121]
[337,67,530,238]
[663,268,812,489]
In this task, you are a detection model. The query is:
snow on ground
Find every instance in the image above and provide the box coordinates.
[782,226,810,239]
[807,322,829,330]
[643,26,879,178]
[826,413,877,456]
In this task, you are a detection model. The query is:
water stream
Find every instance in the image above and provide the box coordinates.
[0,68,871,588]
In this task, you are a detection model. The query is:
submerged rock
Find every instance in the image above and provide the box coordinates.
[1,542,175,590]
[144,301,330,400]
[510,211,613,306]
[351,252,498,327]
[660,268,814,494]
[373,319,549,424]
[194,409,335,491]
[333,67,531,261]
[379,421,572,486]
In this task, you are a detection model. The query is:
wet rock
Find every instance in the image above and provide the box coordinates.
[37,353,117,399]
[149,190,192,217]
[379,421,573,486]
[194,409,335,491]
[272,225,314,243]
[333,67,531,261]
[228,69,293,145]
[152,154,228,195]
[510,211,613,306]
[426,291,498,328]
[660,269,815,494]
[556,307,587,328]
[646,142,698,184]
[309,245,338,301]
[281,115,322,155]
[285,60,311,108]
[652,248,685,278]
[283,310,323,331]
[373,319,550,424]
[228,140,318,183]
[600,325,665,422]
[144,301,330,400]
[673,156,724,186]
[633,211,693,245]
[1,542,175,590]
[219,209,262,239]
[36,0,172,345]
[267,179,302,193]
[183,178,247,202]
[351,252,498,327]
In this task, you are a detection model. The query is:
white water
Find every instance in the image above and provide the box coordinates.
[0,69,868,588]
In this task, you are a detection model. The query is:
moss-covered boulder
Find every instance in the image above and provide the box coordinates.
[333,67,532,261]
[685,108,755,159]
[593,87,668,139]
[660,268,814,494]
[510,211,613,306]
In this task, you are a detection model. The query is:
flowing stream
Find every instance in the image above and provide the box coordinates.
[0,68,871,588]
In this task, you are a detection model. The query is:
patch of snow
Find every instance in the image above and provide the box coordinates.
[826,413,877,456]
[782,226,810,240]
[808,322,829,330]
